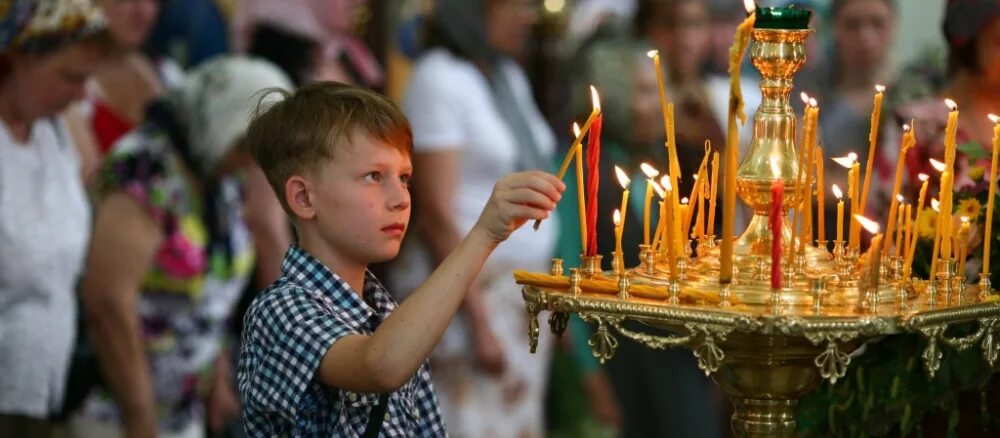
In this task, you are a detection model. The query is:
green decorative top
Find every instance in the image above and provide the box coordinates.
[754,6,812,30]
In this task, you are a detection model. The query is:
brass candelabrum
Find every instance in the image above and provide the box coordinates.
[515,23,1000,438]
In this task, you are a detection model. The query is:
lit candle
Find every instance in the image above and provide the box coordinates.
[900,195,906,258]
[575,125,587,250]
[585,88,603,256]
[663,179,678,278]
[770,158,783,290]
[801,97,819,253]
[615,165,631,232]
[832,153,860,248]
[833,184,844,243]
[930,197,942,277]
[708,151,720,237]
[648,50,682,191]
[856,214,883,291]
[902,203,912,260]
[680,197,691,238]
[815,146,825,243]
[720,0,757,284]
[904,173,931,279]
[859,85,886,217]
[614,210,624,273]
[695,171,707,238]
[958,216,971,278]
[983,114,1000,277]
[641,163,660,245]
[938,99,960,262]
[883,123,916,256]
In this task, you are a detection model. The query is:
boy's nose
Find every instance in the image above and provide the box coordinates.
[388,182,410,211]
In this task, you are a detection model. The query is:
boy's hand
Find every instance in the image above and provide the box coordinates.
[473,171,565,246]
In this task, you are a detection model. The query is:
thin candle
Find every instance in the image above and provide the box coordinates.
[720,0,757,284]
[648,50,681,189]
[930,197,942,277]
[802,97,819,253]
[833,184,844,243]
[859,85,886,217]
[832,153,860,248]
[900,195,906,258]
[857,214,883,291]
[662,180,678,278]
[983,114,1000,277]
[883,123,916,256]
[615,166,631,238]
[708,151,720,237]
[958,216,970,279]
[902,203,912,259]
[770,158,783,290]
[585,88,603,256]
[641,163,660,245]
[905,173,931,279]
[938,99,960,262]
[816,146,825,242]
[614,210,624,273]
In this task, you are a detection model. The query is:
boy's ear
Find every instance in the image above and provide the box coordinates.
[285,175,316,220]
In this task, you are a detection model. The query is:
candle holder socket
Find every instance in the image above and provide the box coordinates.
[617,273,630,300]
[639,244,655,275]
[809,277,827,314]
[980,272,993,299]
[816,240,829,253]
[610,251,622,276]
[568,268,582,296]
[550,258,564,277]
[580,254,603,278]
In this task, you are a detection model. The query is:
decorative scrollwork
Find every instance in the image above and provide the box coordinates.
[692,332,725,376]
[609,320,693,350]
[918,325,946,378]
[814,340,851,384]
[584,315,622,364]
[526,301,541,354]
[982,319,999,367]
[549,312,569,337]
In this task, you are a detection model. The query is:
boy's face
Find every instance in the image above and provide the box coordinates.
[306,130,412,265]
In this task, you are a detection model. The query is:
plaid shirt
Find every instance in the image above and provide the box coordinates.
[238,246,446,437]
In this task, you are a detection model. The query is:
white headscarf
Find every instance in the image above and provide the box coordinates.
[168,56,293,173]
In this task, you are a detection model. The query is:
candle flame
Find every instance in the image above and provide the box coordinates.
[660,176,672,192]
[640,162,659,178]
[918,173,929,182]
[831,154,857,168]
[590,85,601,111]
[961,216,970,224]
[944,98,957,111]
[875,84,886,93]
[903,124,910,132]
[800,92,810,104]
[990,114,1000,124]
[809,98,818,107]
[681,197,689,205]
[929,158,945,172]
[646,50,658,59]
[614,209,621,226]
[897,194,905,203]
[832,184,843,199]
[572,122,581,137]
[649,180,666,199]
[854,214,880,234]
[743,0,755,14]
[614,165,631,188]
[770,157,781,179]
[931,198,940,212]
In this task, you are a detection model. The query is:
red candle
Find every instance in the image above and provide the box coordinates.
[585,113,603,256]
[770,160,783,290]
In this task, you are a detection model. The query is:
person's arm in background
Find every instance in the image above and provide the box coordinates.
[80,193,163,438]
[63,104,101,185]
[412,151,506,376]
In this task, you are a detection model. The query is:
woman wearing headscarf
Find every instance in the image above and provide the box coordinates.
[0,1,109,435]
[388,0,557,435]
[232,0,383,88]
[72,56,293,438]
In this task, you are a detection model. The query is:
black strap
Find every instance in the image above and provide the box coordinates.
[362,393,390,438]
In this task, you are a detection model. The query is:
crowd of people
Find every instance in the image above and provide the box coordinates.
[0,0,996,437]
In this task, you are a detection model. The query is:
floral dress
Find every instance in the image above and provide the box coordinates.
[77,122,255,432]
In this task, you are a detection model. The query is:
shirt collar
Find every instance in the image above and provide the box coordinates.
[280,245,395,324]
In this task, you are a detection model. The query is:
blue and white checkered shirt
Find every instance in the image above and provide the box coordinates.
[238,245,446,437]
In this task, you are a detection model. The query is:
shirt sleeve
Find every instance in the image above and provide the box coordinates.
[402,54,466,152]
[238,286,358,425]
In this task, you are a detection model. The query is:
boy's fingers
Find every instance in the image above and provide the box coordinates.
[501,188,557,211]
[506,172,564,202]
[507,204,550,221]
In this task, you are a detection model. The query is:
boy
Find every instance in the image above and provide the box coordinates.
[237,82,564,436]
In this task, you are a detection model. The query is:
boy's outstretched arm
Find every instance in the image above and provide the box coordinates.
[317,171,564,393]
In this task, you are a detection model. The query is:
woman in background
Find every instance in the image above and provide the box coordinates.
[0,1,109,435]
[391,0,557,435]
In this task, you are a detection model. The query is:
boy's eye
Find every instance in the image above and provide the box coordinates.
[364,172,382,183]
[400,174,411,185]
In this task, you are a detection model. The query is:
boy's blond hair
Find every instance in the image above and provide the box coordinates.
[244,82,413,214]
